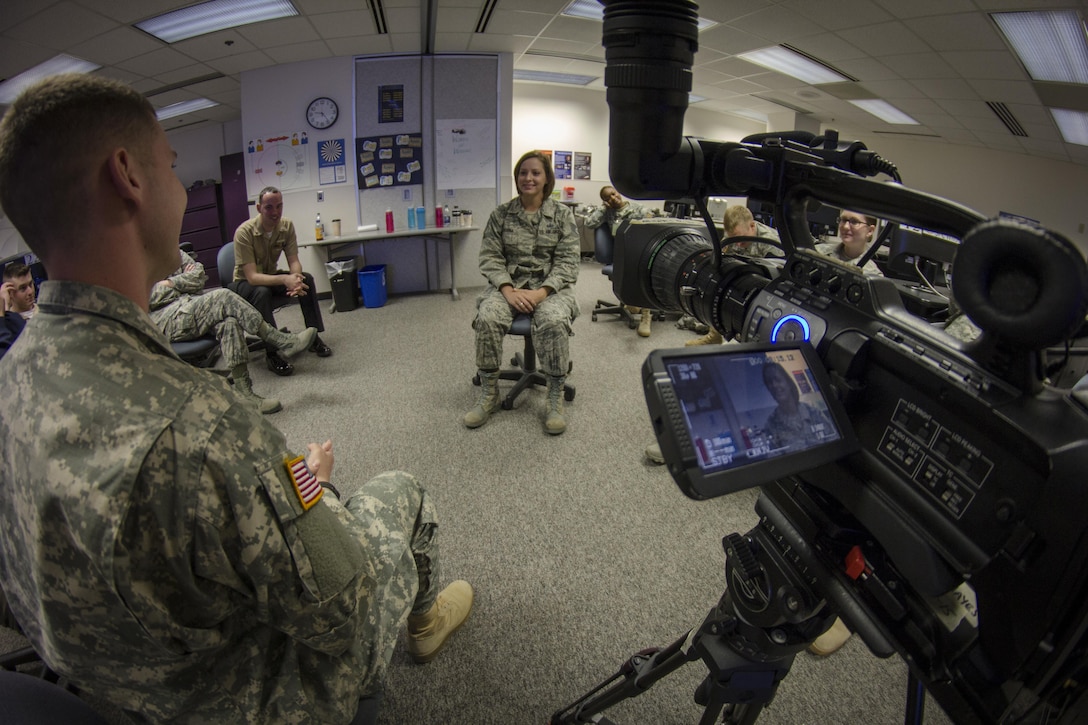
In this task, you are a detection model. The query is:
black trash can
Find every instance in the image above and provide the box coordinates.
[325,257,359,311]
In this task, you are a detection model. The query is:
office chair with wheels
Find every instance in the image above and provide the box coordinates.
[590,226,664,327]
[472,314,576,409]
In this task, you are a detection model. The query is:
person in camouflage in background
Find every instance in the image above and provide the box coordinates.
[584,185,655,336]
[150,247,318,414]
[0,74,472,724]
[466,150,580,435]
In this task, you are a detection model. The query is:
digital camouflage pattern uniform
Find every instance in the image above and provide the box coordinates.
[725,220,784,259]
[149,249,266,368]
[583,199,647,237]
[817,240,884,276]
[0,280,439,724]
[475,197,580,377]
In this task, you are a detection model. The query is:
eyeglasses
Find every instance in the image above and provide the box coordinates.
[837,217,871,227]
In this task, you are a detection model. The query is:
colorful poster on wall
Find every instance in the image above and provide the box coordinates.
[553,150,572,179]
[435,119,497,190]
[317,138,347,185]
[379,85,404,123]
[245,131,312,195]
[356,133,423,190]
[574,151,592,180]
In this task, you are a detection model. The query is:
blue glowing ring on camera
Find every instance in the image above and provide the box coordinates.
[770,314,811,343]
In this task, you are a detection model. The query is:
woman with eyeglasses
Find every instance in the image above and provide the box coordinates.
[817,211,884,276]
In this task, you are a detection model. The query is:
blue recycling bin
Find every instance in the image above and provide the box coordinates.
[358,264,387,308]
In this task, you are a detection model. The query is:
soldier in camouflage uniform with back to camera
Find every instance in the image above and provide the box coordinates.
[150,248,318,414]
[0,73,473,724]
[466,149,580,435]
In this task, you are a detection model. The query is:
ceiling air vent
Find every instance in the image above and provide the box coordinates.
[366,0,388,34]
[475,0,499,33]
[987,101,1028,137]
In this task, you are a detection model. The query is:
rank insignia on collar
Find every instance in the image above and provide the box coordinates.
[285,455,323,511]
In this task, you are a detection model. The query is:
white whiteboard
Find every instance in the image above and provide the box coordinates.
[435,119,496,190]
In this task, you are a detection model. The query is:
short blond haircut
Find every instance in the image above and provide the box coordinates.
[723,205,755,233]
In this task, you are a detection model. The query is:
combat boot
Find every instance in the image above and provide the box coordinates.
[259,322,317,359]
[685,328,724,346]
[637,308,652,337]
[545,375,567,435]
[407,580,474,664]
[464,370,500,428]
[230,364,282,414]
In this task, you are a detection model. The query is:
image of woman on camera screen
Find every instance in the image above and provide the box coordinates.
[761,359,835,453]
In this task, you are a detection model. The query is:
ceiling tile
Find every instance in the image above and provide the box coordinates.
[116,47,197,76]
[0,38,55,79]
[785,0,894,31]
[940,51,1026,81]
[480,10,553,37]
[236,17,320,47]
[6,1,118,51]
[68,25,163,66]
[873,0,976,18]
[309,11,376,39]
[902,12,1007,52]
[911,78,980,101]
[837,21,931,57]
[172,32,259,62]
[787,32,871,63]
[265,41,333,65]
[878,52,959,81]
[835,57,900,81]
[726,4,837,43]
[204,50,277,76]
[969,79,1041,105]
[326,35,395,56]
[537,17,604,45]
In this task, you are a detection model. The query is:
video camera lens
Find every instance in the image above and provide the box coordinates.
[616,220,775,339]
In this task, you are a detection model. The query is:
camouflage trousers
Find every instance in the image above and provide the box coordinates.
[338,470,440,694]
[156,288,265,368]
[474,287,578,377]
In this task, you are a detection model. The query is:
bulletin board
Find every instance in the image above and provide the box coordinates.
[356,133,424,189]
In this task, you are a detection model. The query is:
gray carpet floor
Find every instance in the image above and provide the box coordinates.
[1,258,955,724]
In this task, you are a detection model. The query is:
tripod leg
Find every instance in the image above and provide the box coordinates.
[550,633,698,724]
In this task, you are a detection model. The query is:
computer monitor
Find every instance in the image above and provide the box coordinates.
[886,224,958,286]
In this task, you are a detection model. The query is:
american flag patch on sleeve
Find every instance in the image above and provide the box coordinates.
[285,454,324,511]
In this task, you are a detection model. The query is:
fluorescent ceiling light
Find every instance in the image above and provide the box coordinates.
[849,99,919,125]
[561,0,717,31]
[1052,108,1088,145]
[136,0,299,43]
[156,98,219,120]
[0,54,101,104]
[992,10,1088,84]
[513,70,596,86]
[738,46,849,85]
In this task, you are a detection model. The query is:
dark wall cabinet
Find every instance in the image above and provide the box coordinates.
[180,184,227,288]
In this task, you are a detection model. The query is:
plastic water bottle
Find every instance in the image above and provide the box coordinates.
[443,204,451,226]
[385,208,394,233]
[315,213,323,241]
[435,204,444,228]
[407,207,416,229]
[416,206,426,229]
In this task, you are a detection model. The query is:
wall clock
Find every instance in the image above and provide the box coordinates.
[306,97,338,129]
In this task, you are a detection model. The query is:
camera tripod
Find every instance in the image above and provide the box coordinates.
[550,481,927,725]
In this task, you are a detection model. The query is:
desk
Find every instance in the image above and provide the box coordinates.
[300,225,478,301]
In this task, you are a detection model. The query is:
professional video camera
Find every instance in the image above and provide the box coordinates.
[551,2,1088,724]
